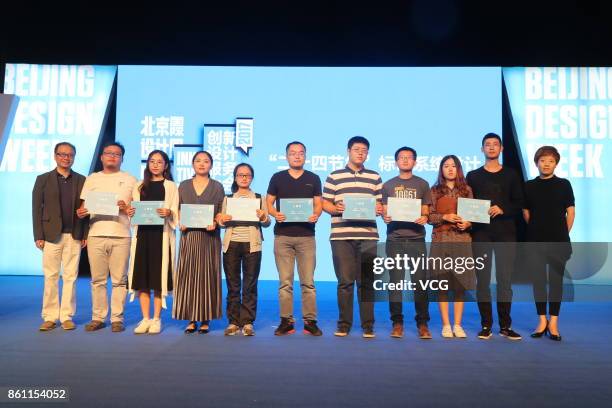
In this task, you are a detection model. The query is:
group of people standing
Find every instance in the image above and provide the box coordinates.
[32,132,574,341]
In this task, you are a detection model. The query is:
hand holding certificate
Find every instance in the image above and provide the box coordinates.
[457,197,491,224]
[342,195,376,221]
[130,201,164,225]
[226,198,260,222]
[386,197,422,222]
[280,198,313,223]
[180,204,215,228]
[85,191,119,216]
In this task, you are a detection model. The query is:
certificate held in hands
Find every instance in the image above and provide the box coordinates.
[387,197,421,222]
[85,191,119,216]
[457,197,491,224]
[280,198,313,222]
[342,195,376,221]
[226,198,260,222]
[181,204,214,228]
[131,201,164,225]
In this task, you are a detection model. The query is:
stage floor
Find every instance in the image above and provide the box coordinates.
[1,276,611,407]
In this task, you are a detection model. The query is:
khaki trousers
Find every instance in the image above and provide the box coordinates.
[87,236,130,323]
[41,233,81,322]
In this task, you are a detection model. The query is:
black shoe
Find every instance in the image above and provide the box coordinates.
[198,321,210,334]
[111,322,125,333]
[499,328,522,340]
[547,331,562,341]
[303,320,323,336]
[362,327,376,338]
[274,318,295,336]
[530,322,549,338]
[477,327,492,339]
[334,326,350,337]
[184,321,197,334]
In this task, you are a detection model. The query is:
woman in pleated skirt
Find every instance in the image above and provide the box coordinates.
[173,150,225,333]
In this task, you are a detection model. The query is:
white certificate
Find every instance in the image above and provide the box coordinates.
[180,204,214,228]
[85,191,119,216]
[280,198,313,223]
[342,196,376,221]
[226,197,260,222]
[457,197,491,224]
[387,197,421,222]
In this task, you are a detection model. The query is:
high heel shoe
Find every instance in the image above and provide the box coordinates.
[184,321,197,334]
[547,330,562,341]
[198,320,210,334]
[530,322,549,338]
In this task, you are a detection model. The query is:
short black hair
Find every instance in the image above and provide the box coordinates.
[347,136,370,150]
[285,141,306,153]
[54,142,76,154]
[102,141,125,156]
[394,146,417,161]
[481,132,502,146]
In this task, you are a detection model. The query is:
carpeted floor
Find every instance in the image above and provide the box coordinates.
[0,276,611,407]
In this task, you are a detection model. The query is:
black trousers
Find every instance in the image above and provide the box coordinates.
[331,240,377,330]
[386,239,430,326]
[531,247,567,316]
[472,220,516,329]
[222,241,262,326]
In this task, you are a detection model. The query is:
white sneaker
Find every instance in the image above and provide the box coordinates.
[453,325,467,338]
[224,324,240,336]
[441,325,454,338]
[148,318,162,334]
[242,324,255,336]
[134,319,151,334]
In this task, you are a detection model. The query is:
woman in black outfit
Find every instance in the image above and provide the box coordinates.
[523,146,575,341]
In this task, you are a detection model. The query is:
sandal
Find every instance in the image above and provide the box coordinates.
[198,320,210,334]
[184,321,197,334]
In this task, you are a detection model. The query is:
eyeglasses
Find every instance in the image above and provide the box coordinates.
[287,152,305,157]
[148,160,165,166]
[103,152,122,158]
[350,148,368,154]
[55,153,75,159]
[236,174,253,179]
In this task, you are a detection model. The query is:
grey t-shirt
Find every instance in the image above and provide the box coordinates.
[382,175,432,240]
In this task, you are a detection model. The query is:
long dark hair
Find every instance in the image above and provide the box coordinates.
[231,163,254,193]
[139,150,172,198]
[432,155,470,197]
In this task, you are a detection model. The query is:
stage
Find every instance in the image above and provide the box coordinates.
[0,276,611,407]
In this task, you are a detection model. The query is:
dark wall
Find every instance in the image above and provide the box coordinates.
[2,1,612,67]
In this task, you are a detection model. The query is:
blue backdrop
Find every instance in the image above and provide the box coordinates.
[1,64,116,276]
[117,66,501,281]
[504,67,612,285]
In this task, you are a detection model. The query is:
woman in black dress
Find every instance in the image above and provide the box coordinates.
[127,150,179,335]
[523,146,575,341]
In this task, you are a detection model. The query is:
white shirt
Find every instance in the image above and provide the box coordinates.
[81,171,137,237]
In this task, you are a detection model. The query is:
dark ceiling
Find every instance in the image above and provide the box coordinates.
[1,1,611,67]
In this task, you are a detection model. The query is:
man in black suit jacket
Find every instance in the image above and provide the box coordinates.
[32,142,88,332]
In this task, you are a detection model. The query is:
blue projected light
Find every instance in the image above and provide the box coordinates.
[505,67,612,285]
[117,66,501,281]
[1,64,116,276]
[504,67,611,243]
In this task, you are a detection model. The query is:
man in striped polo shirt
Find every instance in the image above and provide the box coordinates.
[322,136,383,338]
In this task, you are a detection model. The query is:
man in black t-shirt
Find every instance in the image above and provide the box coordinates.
[466,133,524,340]
[266,141,323,336]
